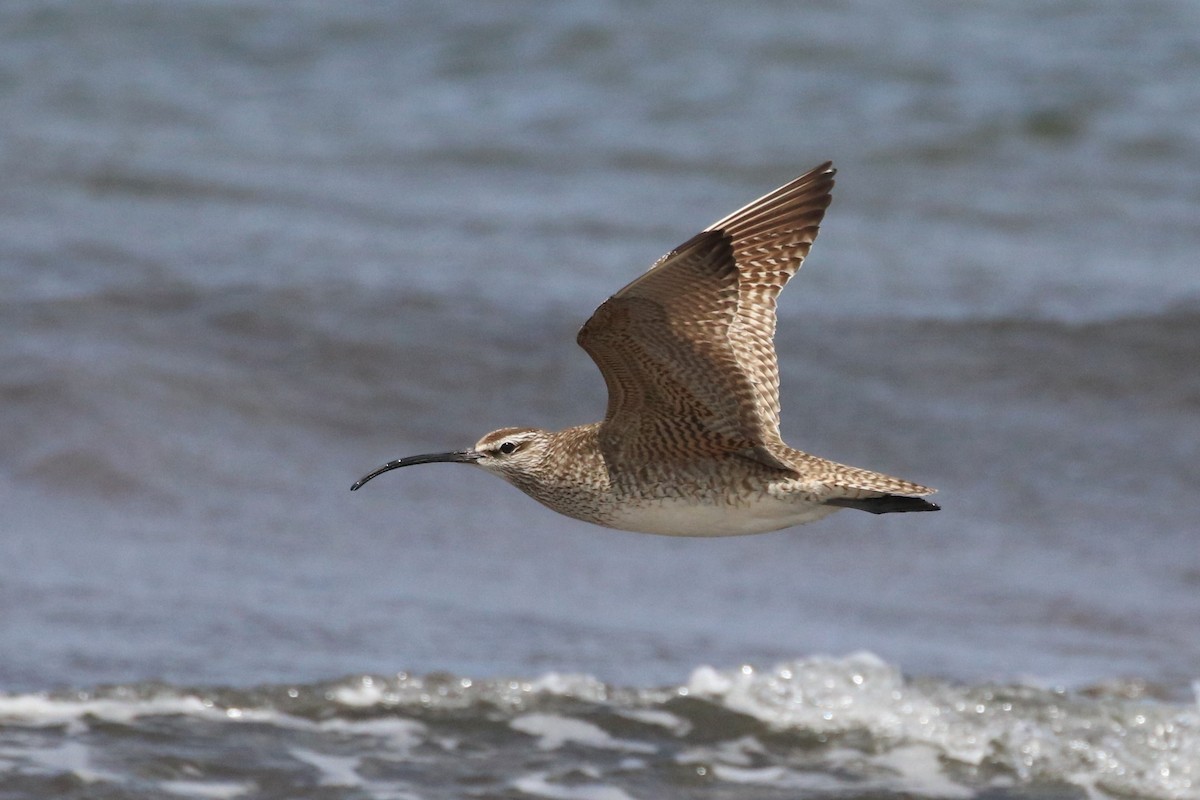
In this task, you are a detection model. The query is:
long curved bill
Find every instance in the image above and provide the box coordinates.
[351,450,480,491]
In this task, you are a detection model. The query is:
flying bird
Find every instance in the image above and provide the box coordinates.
[353,163,938,535]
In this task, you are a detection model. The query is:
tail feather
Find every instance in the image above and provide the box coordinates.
[824,494,941,515]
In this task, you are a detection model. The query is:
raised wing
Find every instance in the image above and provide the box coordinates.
[577,163,835,469]
[707,162,834,437]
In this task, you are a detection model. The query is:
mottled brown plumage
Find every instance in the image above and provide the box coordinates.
[353,163,938,536]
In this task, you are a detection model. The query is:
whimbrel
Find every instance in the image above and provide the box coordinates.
[352,163,938,535]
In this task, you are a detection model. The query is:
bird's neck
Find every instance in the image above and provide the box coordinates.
[505,423,615,526]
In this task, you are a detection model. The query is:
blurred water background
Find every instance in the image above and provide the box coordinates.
[1,1,1198,797]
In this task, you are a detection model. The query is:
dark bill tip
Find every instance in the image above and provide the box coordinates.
[350,450,479,491]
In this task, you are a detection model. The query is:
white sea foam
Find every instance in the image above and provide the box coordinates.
[527,672,609,697]
[709,763,850,792]
[0,692,214,726]
[510,713,657,754]
[685,654,1200,800]
[675,735,766,767]
[871,745,977,799]
[511,771,639,800]
[315,716,427,750]
[705,747,978,798]
[157,780,255,799]
[0,658,1196,799]
[328,680,390,707]
[614,707,690,736]
[1,739,123,785]
[289,748,365,787]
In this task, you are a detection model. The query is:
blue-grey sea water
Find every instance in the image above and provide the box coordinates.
[2,1,1198,798]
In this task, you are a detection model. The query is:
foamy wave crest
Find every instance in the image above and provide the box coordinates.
[1,655,1195,799]
[685,653,1199,799]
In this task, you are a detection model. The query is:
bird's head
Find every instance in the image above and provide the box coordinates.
[468,427,553,479]
[350,427,551,491]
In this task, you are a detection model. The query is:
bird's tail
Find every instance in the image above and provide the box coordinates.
[824,494,940,514]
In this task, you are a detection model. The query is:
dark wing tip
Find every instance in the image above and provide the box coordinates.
[825,495,941,515]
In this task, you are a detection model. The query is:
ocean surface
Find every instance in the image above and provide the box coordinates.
[2,1,1199,798]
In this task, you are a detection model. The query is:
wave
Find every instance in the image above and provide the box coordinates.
[1,654,1195,800]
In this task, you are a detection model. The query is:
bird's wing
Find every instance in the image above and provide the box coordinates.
[577,163,835,469]
[705,161,834,441]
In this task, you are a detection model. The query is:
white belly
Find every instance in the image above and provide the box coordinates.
[604,493,840,537]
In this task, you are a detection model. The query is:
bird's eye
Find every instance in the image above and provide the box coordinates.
[498,441,517,455]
